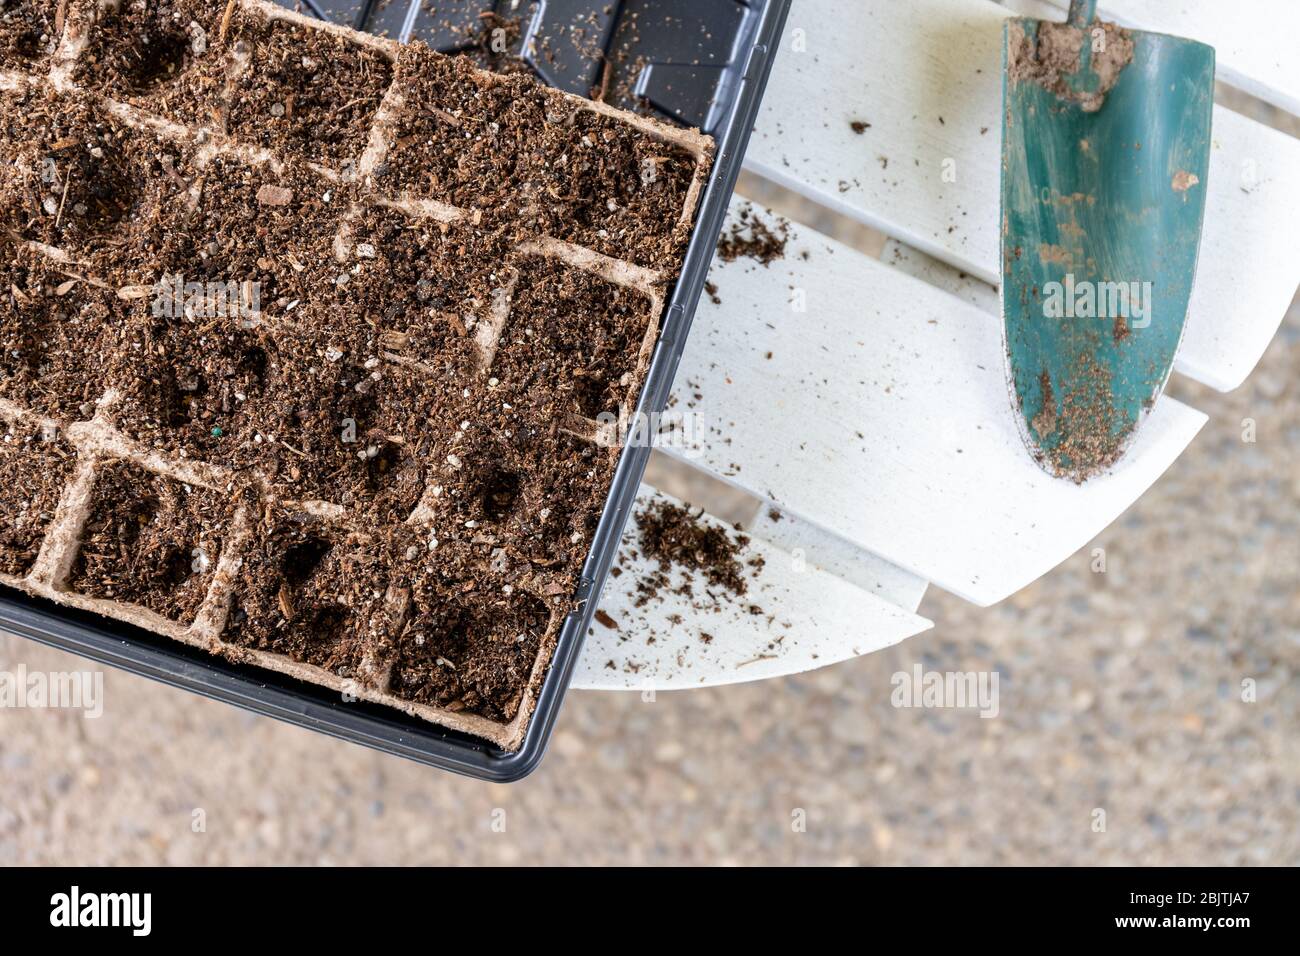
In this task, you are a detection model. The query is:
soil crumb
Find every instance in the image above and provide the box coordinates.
[635,501,751,601]
[716,203,789,266]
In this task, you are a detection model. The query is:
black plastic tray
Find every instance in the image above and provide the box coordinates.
[0,0,791,781]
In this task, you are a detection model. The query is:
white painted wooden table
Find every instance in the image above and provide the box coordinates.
[573,0,1300,690]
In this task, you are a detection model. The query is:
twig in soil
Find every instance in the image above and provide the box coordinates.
[219,0,238,45]
[53,175,71,230]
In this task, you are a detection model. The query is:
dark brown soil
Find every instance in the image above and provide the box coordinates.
[68,459,233,624]
[0,410,75,577]
[0,85,198,277]
[226,12,393,167]
[229,508,557,722]
[0,0,61,73]
[149,152,349,309]
[377,46,549,207]
[327,201,507,370]
[0,245,137,420]
[491,256,652,421]
[227,501,391,673]
[389,561,550,722]
[634,500,751,603]
[74,0,235,128]
[716,203,789,266]
[381,43,700,269]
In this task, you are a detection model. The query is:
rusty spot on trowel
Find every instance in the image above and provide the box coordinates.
[1171,170,1201,192]
[1007,19,1134,113]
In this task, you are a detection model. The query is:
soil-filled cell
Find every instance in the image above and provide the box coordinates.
[0,0,62,74]
[226,12,393,168]
[388,580,550,723]
[0,246,139,420]
[490,255,652,421]
[0,411,75,577]
[0,87,198,275]
[67,459,232,625]
[75,0,236,129]
[226,505,387,672]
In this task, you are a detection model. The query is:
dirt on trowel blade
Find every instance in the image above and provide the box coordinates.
[1006,19,1134,113]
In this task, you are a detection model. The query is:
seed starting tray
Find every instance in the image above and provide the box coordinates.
[0,0,790,780]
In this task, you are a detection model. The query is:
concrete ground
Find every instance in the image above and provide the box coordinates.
[1,91,1296,868]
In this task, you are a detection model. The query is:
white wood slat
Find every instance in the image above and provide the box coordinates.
[746,0,1300,392]
[746,505,929,613]
[882,239,1000,313]
[661,198,1207,607]
[574,487,932,690]
[1028,0,1300,117]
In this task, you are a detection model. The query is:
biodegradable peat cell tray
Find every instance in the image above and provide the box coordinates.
[0,0,789,779]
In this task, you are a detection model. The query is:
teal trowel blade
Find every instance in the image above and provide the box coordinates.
[1000,0,1214,481]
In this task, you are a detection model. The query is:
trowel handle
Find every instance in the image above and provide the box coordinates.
[1067,0,1098,27]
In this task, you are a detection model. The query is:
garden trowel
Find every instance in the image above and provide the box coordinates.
[1000,0,1214,481]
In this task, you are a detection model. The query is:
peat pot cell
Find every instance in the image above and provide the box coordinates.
[388,583,551,724]
[226,506,389,675]
[226,13,393,168]
[0,87,198,275]
[110,315,285,470]
[379,45,550,209]
[330,204,509,371]
[0,249,138,421]
[0,412,75,577]
[228,339,436,522]
[524,99,700,270]
[75,0,235,128]
[168,154,348,309]
[112,316,426,525]
[0,0,61,73]
[489,256,653,422]
[427,429,613,575]
[67,460,232,626]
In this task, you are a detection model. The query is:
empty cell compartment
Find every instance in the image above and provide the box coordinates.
[67,459,232,625]
[0,411,75,577]
[74,0,237,128]
[0,245,140,420]
[406,1,508,55]
[226,9,394,167]
[0,0,62,74]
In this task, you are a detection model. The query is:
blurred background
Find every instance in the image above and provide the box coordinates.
[0,21,1295,864]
